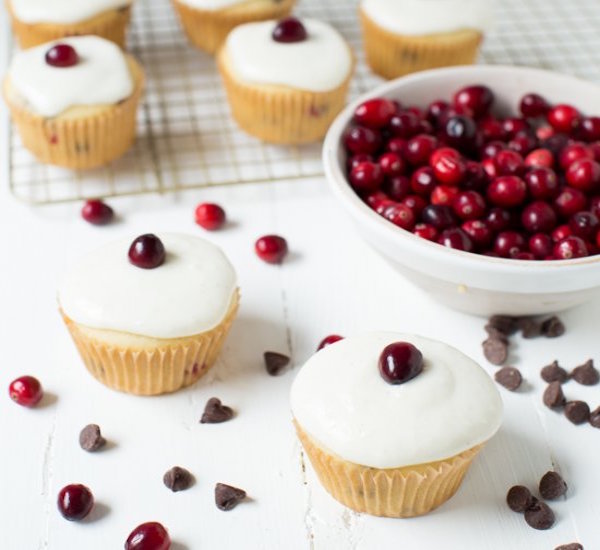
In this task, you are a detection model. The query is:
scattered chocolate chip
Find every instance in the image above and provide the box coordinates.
[483,337,508,365]
[79,424,106,452]
[163,466,194,492]
[524,499,555,530]
[200,397,234,424]
[488,315,519,335]
[539,471,567,500]
[506,485,534,512]
[541,361,569,384]
[555,543,584,550]
[215,483,246,511]
[518,317,542,339]
[564,401,590,425]
[484,324,509,342]
[571,359,599,386]
[494,367,522,391]
[589,406,600,428]
[543,381,566,409]
[541,316,565,338]
[263,351,290,376]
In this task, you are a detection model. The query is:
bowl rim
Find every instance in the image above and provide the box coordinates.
[323,64,600,284]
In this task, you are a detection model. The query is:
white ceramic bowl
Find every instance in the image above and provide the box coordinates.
[323,65,600,316]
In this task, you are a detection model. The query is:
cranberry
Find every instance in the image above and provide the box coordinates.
[502,117,529,138]
[382,203,415,230]
[519,93,550,118]
[462,220,493,247]
[344,126,381,155]
[57,484,94,521]
[508,132,537,156]
[410,166,437,195]
[487,176,528,207]
[417,119,433,134]
[404,134,437,166]
[494,150,524,176]
[421,204,457,230]
[440,115,477,153]
[590,142,600,162]
[542,133,570,157]
[385,137,406,155]
[388,111,420,139]
[402,195,427,218]
[354,98,397,129]
[554,187,588,218]
[431,185,459,206]
[413,223,438,241]
[547,104,581,133]
[524,148,554,169]
[453,85,494,118]
[521,201,557,233]
[365,191,388,209]
[378,342,423,384]
[45,44,78,67]
[462,161,488,191]
[525,168,559,200]
[483,157,500,180]
[125,522,171,550]
[569,211,600,240]
[378,152,405,177]
[494,231,526,258]
[194,203,226,230]
[347,153,373,171]
[591,196,600,218]
[552,224,572,242]
[529,233,554,259]
[255,235,288,264]
[8,375,43,407]
[426,100,449,126]
[553,236,588,259]
[579,117,600,142]
[438,228,474,252]
[349,161,384,191]
[481,140,506,159]
[375,199,396,215]
[480,118,506,141]
[559,142,593,169]
[452,191,486,220]
[317,334,344,350]
[128,234,166,269]
[383,176,410,201]
[272,17,307,43]
[486,207,513,232]
[565,159,600,192]
[537,125,555,141]
[430,147,465,186]
[81,200,113,225]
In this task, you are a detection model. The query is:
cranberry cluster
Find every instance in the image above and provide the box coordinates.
[343,86,600,260]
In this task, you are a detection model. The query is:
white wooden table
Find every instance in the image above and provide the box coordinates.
[2,6,600,550]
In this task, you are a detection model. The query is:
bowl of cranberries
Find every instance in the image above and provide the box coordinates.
[323,65,600,315]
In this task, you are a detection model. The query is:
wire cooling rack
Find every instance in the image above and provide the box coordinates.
[7,0,600,204]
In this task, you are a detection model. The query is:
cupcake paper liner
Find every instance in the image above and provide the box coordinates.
[295,422,483,518]
[7,4,132,49]
[360,8,482,80]
[218,50,354,145]
[172,0,296,55]
[61,290,239,396]
[3,56,144,170]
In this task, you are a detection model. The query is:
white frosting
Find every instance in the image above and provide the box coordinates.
[291,332,502,469]
[58,233,237,339]
[361,0,493,35]
[176,0,258,10]
[225,19,353,92]
[10,0,131,25]
[8,36,134,118]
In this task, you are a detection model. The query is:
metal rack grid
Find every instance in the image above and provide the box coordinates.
[7,0,600,204]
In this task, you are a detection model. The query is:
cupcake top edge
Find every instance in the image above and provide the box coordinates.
[223,18,353,93]
[290,331,503,469]
[10,0,132,25]
[176,0,269,10]
[361,0,494,36]
[7,36,135,118]
[58,233,238,339]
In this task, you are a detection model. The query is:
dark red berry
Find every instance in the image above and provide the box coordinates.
[317,335,343,351]
[554,187,588,218]
[430,147,465,186]
[438,228,474,252]
[378,152,405,177]
[378,342,423,384]
[344,126,381,155]
[487,176,527,207]
[529,233,554,259]
[569,211,600,240]
[486,207,513,233]
[81,200,113,225]
[480,118,506,141]
[413,223,438,241]
[552,224,572,242]
[462,219,492,248]
[579,117,600,142]
[462,161,489,191]
[525,168,559,200]
[524,148,554,169]
[548,104,580,133]
[255,235,288,264]
[590,196,600,218]
[494,231,526,258]
[385,137,407,155]
[502,117,528,138]
[388,111,420,139]
[553,236,588,259]
[519,93,549,118]
[401,195,427,218]
[481,140,506,160]
[8,375,43,407]
[272,17,307,43]
[365,190,389,209]
[350,161,384,191]
[383,175,411,201]
[128,234,166,269]
[404,134,437,166]
[45,44,78,67]
[430,185,459,206]
[452,190,486,220]
[354,98,397,129]
[194,203,226,230]
[426,99,449,126]
[441,115,477,153]
[494,149,524,176]
[565,159,600,192]
[421,204,457,230]
[347,153,373,171]
[125,522,171,550]
[521,201,557,233]
[453,85,494,118]
[382,203,415,230]
[559,142,593,169]
[410,166,437,195]
[57,484,94,521]
[508,132,537,156]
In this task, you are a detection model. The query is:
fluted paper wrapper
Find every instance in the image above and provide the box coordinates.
[296,422,483,518]
[4,57,144,170]
[360,8,482,80]
[172,0,295,55]
[61,291,239,396]
[8,4,132,49]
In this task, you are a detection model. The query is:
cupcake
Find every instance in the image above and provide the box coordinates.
[3,36,144,170]
[291,332,502,517]
[218,16,354,144]
[58,233,239,396]
[359,0,493,79]
[172,0,296,54]
[7,0,133,49]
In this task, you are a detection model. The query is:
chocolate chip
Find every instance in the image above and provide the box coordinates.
[555,543,584,550]
[518,317,542,339]
[539,471,567,500]
[484,324,509,342]
[483,337,508,365]
[494,367,522,391]
[263,351,290,376]
[541,316,565,338]
[571,359,599,386]
[79,424,106,452]
[506,485,534,512]
[589,406,600,428]
[200,398,234,424]
[564,401,590,425]
[541,361,569,384]
[543,381,566,409]
[215,483,246,511]
[163,466,194,492]
[488,315,519,335]
[524,499,555,530]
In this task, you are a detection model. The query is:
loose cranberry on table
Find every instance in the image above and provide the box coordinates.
[194,202,225,230]
[128,234,166,269]
[57,484,94,521]
[125,522,171,550]
[255,235,288,264]
[317,334,344,351]
[379,342,424,384]
[9,375,43,407]
[272,17,307,43]
[81,199,114,225]
[45,44,78,67]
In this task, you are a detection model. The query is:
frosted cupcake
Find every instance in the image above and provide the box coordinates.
[58,233,239,396]
[359,0,493,79]
[218,16,354,144]
[3,36,144,170]
[7,0,133,49]
[172,0,296,54]
[291,332,502,517]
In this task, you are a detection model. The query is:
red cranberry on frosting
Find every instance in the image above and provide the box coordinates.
[379,342,424,384]
[272,17,308,43]
[45,44,79,68]
[128,234,166,269]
